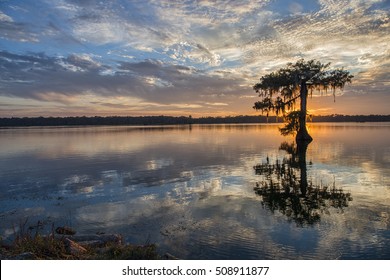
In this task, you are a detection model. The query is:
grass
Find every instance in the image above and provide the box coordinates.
[92,243,160,260]
[1,236,160,260]
[1,222,161,260]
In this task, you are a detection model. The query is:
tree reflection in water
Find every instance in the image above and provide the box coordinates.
[254,141,352,226]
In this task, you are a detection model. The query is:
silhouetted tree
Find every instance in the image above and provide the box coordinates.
[254,141,352,226]
[253,59,353,142]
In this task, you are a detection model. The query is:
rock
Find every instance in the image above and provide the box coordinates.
[163,253,180,260]
[77,240,104,247]
[56,234,122,248]
[56,226,76,235]
[64,238,87,255]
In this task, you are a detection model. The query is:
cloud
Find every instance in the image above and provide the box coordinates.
[244,0,389,75]
[0,0,389,116]
[62,53,104,72]
[0,11,13,22]
[0,16,40,42]
[0,51,246,110]
[57,0,176,49]
[0,51,123,100]
[60,0,272,66]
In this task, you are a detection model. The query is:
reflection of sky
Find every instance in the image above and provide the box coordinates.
[0,124,389,259]
[307,123,390,203]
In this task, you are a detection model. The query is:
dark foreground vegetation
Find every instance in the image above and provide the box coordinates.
[1,224,163,260]
[1,114,389,127]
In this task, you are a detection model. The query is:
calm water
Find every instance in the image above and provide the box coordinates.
[0,123,389,259]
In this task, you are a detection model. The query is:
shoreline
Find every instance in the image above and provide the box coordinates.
[0,227,173,260]
[1,114,389,128]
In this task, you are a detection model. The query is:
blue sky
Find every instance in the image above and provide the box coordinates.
[0,0,389,117]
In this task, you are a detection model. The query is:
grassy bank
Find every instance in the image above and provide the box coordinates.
[1,227,161,260]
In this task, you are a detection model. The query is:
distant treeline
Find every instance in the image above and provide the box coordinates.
[0,114,389,127]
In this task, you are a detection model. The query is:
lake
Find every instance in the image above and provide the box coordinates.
[0,123,389,259]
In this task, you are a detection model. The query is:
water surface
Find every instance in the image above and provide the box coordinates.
[0,123,389,259]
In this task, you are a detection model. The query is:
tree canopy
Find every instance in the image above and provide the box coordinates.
[253,59,353,141]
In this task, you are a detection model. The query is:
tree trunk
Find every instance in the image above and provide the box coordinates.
[296,81,313,142]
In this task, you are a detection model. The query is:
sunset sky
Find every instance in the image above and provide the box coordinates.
[0,0,389,117]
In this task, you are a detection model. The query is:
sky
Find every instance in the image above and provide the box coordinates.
[0,0,389,117]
